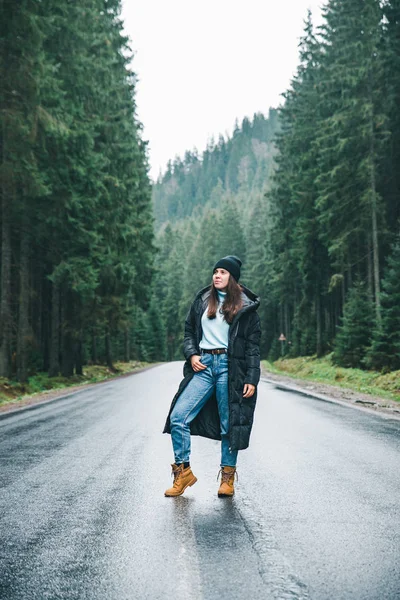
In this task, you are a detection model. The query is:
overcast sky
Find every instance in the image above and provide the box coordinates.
[121,0,325,180]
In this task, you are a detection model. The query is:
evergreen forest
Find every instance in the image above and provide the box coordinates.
[1,0,400,386]
[0,0,155,382]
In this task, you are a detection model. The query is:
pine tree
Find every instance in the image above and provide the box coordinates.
[161,229,187,360]
[242,194,275,356]
[381,0,400,233]
[316,0,387,322]
[365,237,400,370]
[287,12,328,356]
[217,197,246,261]
[333,281,374,368]
[130,306,150,362]
[146,297,167,361]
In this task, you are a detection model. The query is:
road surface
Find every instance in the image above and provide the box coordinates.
[0,362,399,599]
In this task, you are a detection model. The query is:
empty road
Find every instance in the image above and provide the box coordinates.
[0,362,399,599]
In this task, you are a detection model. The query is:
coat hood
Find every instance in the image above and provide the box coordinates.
[196,284,260,312]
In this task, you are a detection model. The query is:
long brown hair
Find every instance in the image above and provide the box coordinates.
[207,274,243,324]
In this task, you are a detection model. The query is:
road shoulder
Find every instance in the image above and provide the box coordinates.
[0,364,161,419]
[261,368,400,420]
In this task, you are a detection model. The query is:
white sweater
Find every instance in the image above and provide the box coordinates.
[199,290,230,350]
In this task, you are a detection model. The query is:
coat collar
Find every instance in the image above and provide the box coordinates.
[196,284,260,312]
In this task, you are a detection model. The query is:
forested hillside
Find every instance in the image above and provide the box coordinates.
[0,0,155,382]
[153,110,279,226]
[153,0,400,370]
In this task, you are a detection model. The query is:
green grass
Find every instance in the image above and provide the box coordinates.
[262,354,400,403]
[0,361,153,407]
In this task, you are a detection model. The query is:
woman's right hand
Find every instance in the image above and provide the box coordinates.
[191,355,207,372]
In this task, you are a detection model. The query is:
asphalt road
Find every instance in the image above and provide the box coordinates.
[0,362,399,600]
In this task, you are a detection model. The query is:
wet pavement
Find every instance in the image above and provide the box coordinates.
[0,362,399,600]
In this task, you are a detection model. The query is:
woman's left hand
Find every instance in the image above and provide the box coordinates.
[243,383,255,398]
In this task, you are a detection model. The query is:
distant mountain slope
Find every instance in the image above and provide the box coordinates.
[152,109,279,227]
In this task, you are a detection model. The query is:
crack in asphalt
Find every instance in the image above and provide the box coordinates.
[234,494,309,599]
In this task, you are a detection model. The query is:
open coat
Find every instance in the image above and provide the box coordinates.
[163,284,261,451]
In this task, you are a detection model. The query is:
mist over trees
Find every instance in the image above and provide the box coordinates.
[153,0,400,370]
[152,110,279,227]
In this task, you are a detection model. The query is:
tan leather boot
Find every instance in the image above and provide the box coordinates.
[164,463,197,497]
[217,466,237,497]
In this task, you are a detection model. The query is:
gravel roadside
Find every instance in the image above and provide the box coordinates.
[261,367,400,419]
[0,364,160,418]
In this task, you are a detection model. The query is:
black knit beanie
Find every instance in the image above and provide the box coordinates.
[213,255,242,282]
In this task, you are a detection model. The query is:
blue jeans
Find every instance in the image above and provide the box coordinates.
[170,352,238,467]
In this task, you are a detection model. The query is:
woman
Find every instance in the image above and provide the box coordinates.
[163,255,261,497]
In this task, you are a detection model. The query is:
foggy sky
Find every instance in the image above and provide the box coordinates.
[121,0,325,179]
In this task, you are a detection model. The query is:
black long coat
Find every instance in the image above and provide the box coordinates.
[163,284,261,451]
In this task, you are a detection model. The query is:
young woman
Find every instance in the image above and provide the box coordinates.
[163,255,261,497]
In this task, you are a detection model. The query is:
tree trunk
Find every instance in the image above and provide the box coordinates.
[279,302,284,337]
[75,338,83,376]
[347,260,352,289]
[49,281,60,377]
[0,175,12,378]
[335,288,341,330]
[368,73,381,322]
[367,235,373,300]
[105,327,114,370]
[167,335,173,362]
[279,301,286,356]
[16,224,30,383]
[61,331,74,377]
[41,276,50,371]
[371,192,381,322]
[61,289,74,377]
[316,289,323,358]
[341,277,345,314]
[124,327,130,362]
[324,307,330,343]
[91,333,98,364]
[340,257,346,313]
[34,263,43,367]
[284,299,290,345]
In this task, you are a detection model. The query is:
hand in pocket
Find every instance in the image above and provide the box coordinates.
[191,355,207,372]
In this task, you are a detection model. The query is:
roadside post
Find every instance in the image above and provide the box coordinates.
[278,333,286,357]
